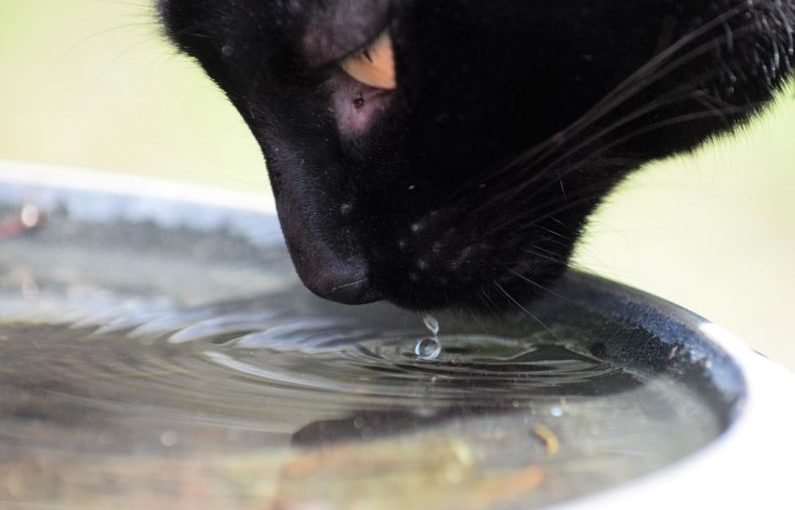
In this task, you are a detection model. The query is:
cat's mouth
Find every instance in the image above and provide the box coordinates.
[367,208,501,310]
[359,204,570,311]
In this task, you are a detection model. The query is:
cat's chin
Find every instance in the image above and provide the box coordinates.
[371,267,565,313]
[366,250,568,312]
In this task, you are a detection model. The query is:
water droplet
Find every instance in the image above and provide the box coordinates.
[416,314,442,360]
[160,430,179,447]
[550,406,563,418]
[423,314,439,336]
[415,337,442,360]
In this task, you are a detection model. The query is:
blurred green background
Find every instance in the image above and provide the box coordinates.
[1,0,793,367]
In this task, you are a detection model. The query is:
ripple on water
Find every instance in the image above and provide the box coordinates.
[0,292,716,438]
[0,214,725,509]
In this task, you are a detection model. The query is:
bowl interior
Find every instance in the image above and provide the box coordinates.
[0,166,745,510]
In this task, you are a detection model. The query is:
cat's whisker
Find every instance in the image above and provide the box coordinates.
[513,7,751,162]
[498,110,708,230]
[468,65,728,218]
[536,225,578,243]
[504,268,575,304]
[519,249,567,265]
[56,20,161,64]
[493,281,554,335]
[477,289,502,319]
[460,7,760,205]
[486,81,760,222]
[510,40,758,190]
[496,97,742,238]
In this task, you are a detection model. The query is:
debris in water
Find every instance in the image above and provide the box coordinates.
[0,204,45,242]
[532,425,559,456]
[472,465,545,507]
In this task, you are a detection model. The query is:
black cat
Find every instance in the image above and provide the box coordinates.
[159,0,794,311]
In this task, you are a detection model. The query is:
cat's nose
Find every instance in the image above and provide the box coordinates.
[304,263,382,305]
[259,146,383,305]
[280,216,382,305]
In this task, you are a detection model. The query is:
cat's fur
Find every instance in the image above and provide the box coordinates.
[159,0,795,311]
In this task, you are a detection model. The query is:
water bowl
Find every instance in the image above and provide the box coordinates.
[0,162,791,510]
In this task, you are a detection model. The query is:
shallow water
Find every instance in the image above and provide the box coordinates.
[0,210,724,510]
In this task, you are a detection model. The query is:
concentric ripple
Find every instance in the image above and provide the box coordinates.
[0,212,725,509]
[0,291,714,451]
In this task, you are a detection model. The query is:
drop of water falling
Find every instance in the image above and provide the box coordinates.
[423,314,439,337]
[415,314,442,360]
[414,337,442,360]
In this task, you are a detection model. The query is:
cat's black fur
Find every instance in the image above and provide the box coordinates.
[159,0,794,311]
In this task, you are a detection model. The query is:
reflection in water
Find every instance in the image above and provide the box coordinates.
[0,212,725,509]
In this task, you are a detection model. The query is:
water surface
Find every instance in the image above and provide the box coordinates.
[0,208,725,510]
